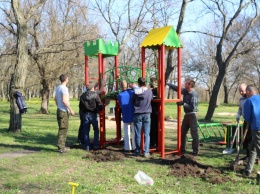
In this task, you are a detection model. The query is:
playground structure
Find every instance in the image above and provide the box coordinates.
[84,26,183,158]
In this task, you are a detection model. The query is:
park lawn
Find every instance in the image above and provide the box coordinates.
[0,99,259,193]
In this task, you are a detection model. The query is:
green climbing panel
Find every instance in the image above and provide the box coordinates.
[101,66,158,99]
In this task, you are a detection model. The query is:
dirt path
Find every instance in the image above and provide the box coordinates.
[0,150,38,159]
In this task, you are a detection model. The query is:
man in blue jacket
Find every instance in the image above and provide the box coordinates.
[117,80,136,152]
[243,85,260,176]
[132,77,153,157]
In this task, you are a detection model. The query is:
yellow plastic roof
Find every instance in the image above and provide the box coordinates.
[140,26,182,49]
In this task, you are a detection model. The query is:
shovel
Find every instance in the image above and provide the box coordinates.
[223,123,239,155]
[231,123,249,171]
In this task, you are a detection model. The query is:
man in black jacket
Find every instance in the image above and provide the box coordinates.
[79,82,103,151]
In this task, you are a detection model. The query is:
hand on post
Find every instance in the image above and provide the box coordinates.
[176,101,184,106]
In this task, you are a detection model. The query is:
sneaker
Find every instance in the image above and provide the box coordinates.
[93,146,100,150]
[192,151,198,156]
[144,153,150,158]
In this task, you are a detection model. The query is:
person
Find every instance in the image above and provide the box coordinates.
[79,82,103,151]
[132,77,153,157]
[236,83,251,160]
[117,80,136,152]
[149,77,159,148]
[167,79,199,156]
[78,79,106,145]
[243,85,260,176]
[54,74,75,153]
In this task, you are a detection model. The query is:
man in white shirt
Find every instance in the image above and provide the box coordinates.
[55,74,75,153]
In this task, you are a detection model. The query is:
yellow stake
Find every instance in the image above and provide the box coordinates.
[68,182,79,194]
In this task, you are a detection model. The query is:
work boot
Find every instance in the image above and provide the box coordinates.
[243,169,251,177]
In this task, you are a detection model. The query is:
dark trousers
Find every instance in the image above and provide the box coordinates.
[77,110,84,145]
[150,113,158,147]
[243,121,252,157]
[181,113,199,153]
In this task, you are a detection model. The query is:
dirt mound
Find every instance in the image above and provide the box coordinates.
[81,146,232,184]
[83,149,125,162]
[168,154,231,184]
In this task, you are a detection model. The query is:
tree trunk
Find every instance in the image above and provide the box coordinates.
[9,74,23,132]
[39,78,50,114]
[9,0,30,132]
[204,66,226,121]
[1,82,5,101]
[9,94,22,132]
[223,76,228,104]
[165,50,175,81]
[27,88,31,101]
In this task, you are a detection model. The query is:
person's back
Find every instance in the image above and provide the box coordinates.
[80,90,100,113]
[118,89,134,123]
[133,87,152,114]
[79,83,102,151]
[118,80,136,151]
[132,77,153,157]
[243,85,260,177]
[244,94,260,130]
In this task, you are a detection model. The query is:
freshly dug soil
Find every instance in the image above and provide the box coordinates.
[82,146,232,184]
[167,154,231,184]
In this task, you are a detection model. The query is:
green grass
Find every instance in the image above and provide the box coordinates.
[0,99,259,193]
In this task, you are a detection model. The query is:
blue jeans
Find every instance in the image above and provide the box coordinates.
[82,112,99,150]
[134,113,151,155]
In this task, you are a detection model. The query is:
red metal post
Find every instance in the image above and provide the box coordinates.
[85,56,89,85]
[115,55,121,144]
[141,47,146,152]
[101,56,106,143]
[141,47,146,77]
[98,53,105,148]
[160,45,165,158]
[157,47,162,153]
[177,48,182,155]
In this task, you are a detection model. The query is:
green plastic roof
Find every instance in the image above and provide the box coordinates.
[84,39,119,57]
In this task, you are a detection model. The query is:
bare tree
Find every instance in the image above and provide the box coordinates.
[8,0,46,132]
[165,0,190,81]
[199,0,259,121]
[26,0,99,113]
[182,32,219,101]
